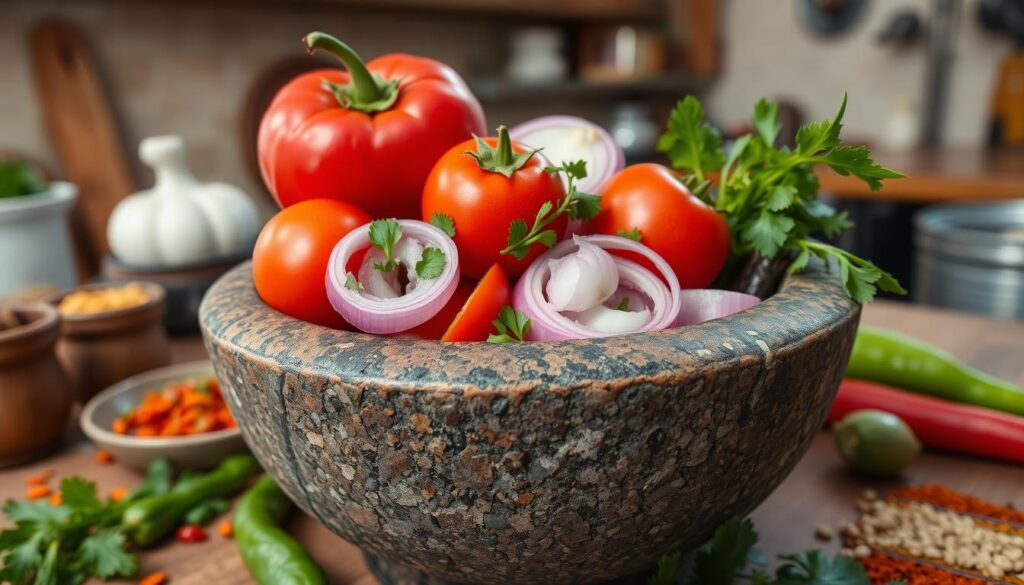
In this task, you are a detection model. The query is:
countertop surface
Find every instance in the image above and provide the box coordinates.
[2,301,1022,584]
[818,147,1024,203]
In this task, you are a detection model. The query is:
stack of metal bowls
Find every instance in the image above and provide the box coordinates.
[915,202,1024,320]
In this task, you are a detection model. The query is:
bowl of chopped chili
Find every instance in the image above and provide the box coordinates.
[79,360,246,470]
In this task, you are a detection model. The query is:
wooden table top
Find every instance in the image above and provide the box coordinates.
[818,147,1024,203]
[3,301,1022,584]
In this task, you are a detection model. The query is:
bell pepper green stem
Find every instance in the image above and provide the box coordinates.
[847,325,1024,415]
[303,31,382,104]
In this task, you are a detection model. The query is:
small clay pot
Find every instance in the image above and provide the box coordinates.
[0,302,73,467]
[53,281,172,402]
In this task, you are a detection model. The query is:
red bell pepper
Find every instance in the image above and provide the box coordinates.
[258,32,487,219]
[829,379,1024,464]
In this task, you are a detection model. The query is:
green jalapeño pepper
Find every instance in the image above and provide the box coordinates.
[123,454,261,546]
[847,326,1024,415]
[235,475,326,585]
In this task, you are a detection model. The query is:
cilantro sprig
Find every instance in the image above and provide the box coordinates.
[659,94,906,303]
[617,227,643,242]
[368,218,402,272]
[486,306,531,344]
[648,518,870,585]
[501,160,601,260]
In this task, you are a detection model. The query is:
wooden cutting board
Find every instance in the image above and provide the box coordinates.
[30,18,136,281]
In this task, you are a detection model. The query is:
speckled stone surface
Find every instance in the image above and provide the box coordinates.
[199,262,860,585]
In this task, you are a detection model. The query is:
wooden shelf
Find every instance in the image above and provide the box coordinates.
[469,76,703,102]
[186,0,666,22]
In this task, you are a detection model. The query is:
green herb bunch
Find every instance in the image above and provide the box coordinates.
[0,460,172,585]
[658,94,906,303]
[648,518,901,585]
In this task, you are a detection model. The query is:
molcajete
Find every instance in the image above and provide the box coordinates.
[199,261,859,585]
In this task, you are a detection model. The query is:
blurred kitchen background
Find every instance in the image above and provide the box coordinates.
[2,0,1023,320]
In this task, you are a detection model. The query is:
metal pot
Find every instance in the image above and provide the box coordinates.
[915,202,1024,320]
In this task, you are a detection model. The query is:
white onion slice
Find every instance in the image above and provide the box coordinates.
[574,303,651,333]
[545,237,618,311]
[675,290,761,327]
[326,220,459,334]
[512,235,681,341]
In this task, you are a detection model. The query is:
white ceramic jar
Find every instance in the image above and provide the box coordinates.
[0,182,78,295]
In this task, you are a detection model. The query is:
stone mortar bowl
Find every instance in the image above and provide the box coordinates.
[200,262,859,585]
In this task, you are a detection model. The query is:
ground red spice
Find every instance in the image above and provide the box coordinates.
[860,552,990,584]
[888,484,1024,524]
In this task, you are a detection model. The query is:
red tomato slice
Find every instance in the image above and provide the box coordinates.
[442,264,510,342]
[399,281,474,340]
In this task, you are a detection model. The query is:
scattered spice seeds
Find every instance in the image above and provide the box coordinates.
[25,469,54,486]
[814,523,835,542]
[110,486,128,503]
[48,493,62,507]
[95,449,114,464]
[25,485,51,500]
[138,571,168,585]
[217,520,233,538]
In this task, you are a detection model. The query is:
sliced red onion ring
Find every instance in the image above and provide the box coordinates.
[510,116,624,238]
[512,235,681,341]
[326,220,459,334]
[675,290,761,327]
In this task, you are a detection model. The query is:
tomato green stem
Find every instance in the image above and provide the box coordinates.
[494,125,514,167]
[304,32,380,102]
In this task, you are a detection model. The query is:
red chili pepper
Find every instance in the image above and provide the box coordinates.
[829,379,1024,464]
[175,524,208,544]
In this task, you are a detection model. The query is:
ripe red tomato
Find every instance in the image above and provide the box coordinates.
[589,164,730,289]
[421,128,566,279]
[253,199,370,328]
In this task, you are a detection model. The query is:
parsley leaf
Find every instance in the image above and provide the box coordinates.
[502,160,597,260]
[0,532,44,584]
[660,93,905,303]
[430,212,456,237]
[647,551,681,585]
[344,272,364,292]
[60,477,101,514]
[775,550,867,585]
[753,98,780,146]
[745,212,795,258]
[486,306,531,344]
[76,528,137,579]
[415,247,447,279]
[657,96,724,181]
[616,227,643,242]
[369,218,402,272]
[691,518,759,585]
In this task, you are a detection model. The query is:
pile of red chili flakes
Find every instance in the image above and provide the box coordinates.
[113,377,235,437]
[840,484,1024,584]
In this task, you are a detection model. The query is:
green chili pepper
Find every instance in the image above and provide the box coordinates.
[122,454,261,546]
[235,476,326,585]
[184,497,230,526]
[847,326,1024,415]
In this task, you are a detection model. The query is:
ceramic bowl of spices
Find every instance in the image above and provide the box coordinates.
[80,360,246,470]
[53,281,172,402]
[200,261,860,585]
[0,302,74,467]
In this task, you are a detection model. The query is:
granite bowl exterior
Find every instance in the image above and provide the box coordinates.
[200,261,859,585]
